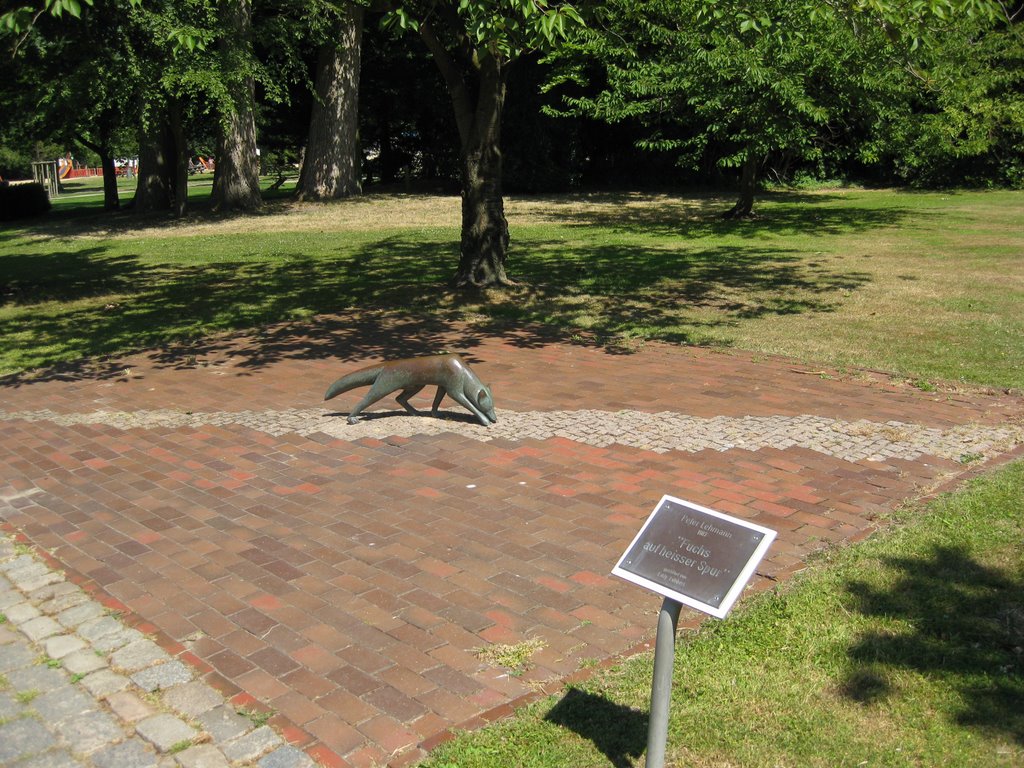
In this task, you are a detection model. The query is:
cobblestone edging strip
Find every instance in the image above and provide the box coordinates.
[0,535,315,768]
[2,407,1022,464]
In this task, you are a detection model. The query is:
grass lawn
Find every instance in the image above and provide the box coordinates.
[1,186,1021,388]
[421,460,1024,768]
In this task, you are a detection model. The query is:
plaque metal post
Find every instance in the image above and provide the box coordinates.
[614,496,777,768]
[645,596,681,768]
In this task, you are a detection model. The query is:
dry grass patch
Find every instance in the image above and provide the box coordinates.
[506,191,726,226]
[36,193,464,242]
[475,638,548,677]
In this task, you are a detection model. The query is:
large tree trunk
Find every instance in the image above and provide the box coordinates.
[99,154,119,211]
[420,24,513,288]
[168,98,189,217]
[134,114,175,214]
[296,4,363,201]
[455,57,511,287]
[211,0,262,213]
[135,102,187,216]
[723,148,759,219]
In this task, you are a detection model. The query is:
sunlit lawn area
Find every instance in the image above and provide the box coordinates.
[2,184,1021,765]
[1,185,1022,389]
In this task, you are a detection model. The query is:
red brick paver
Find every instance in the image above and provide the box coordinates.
[1,314,1021,766]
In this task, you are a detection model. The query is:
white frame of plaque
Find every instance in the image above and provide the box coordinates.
[612,495,777,619]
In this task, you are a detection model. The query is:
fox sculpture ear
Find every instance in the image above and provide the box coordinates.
[478,389,491,405]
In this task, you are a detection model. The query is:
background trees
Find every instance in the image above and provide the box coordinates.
[209,0,262,212]
[0,0,140,210]
[545,0,1022,216]
[877,13,1024,187]
[1,0,1020,264]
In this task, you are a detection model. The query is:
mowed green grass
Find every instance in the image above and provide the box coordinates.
[421,461,1024,768]
[1,186,1021,388]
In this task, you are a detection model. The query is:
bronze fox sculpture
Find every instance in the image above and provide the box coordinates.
[324,353,497,426]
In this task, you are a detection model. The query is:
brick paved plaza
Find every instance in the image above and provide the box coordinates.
[2,313,1022,766]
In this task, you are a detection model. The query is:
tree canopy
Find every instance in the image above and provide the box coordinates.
[545,0,1021,215]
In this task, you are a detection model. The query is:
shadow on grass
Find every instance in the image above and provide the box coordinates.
[471,236,870,352]
[544,687,648,768]
[842,545,1024,744]
[4,188,913,382]
[2,187,296,242]
[0,246,146,305]
[0,224,875,385]
[518,190,927,238]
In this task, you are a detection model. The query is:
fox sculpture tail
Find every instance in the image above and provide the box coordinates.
[323,366,381,402]
[324,354,496,426]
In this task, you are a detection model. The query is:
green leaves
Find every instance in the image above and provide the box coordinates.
[384,0,583,62]
[0,8,31,33]
[164,24,215,54]
[2,0,137,39]
[1,0,135,33]
[546,0,909,184]
[50,0,84,18]
[381,6,419,33]
[547,0,1020,194]
[736,10,771,34]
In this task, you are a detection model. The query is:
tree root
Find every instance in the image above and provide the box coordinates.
[452,274,520,290]
[721,206,758,220]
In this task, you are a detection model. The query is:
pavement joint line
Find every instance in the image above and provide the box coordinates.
[1,407,1021,465]
[0,488,43,504]
[0,533,317,768]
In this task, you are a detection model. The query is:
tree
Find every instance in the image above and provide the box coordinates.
[549,0,906,216]
[135,0,296,217]
[134,97,190,215]
[0,0,263,217]
[129,2,200,217]
[547,0,1013,215]
[1,0,104,56]
[1,0,139,210]
[211,0,262,212]
[385,0,581,287]
[296,2,364,200]
[871,10,1024,187]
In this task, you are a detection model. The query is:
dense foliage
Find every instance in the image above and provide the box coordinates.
[0,181,51,220]
[1,0,1020,281]
[880,16,1024,187]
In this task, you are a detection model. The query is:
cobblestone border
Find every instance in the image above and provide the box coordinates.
[3,407,1022,464]
[0,534,315,768]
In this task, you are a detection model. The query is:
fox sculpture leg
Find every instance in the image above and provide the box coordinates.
[324,353,496,426]
[347,381,417,423]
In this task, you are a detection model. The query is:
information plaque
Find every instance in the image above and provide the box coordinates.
[612,495,776,619]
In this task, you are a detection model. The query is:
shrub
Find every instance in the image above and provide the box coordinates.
[0,182,51,221]
[0,145,32,179]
